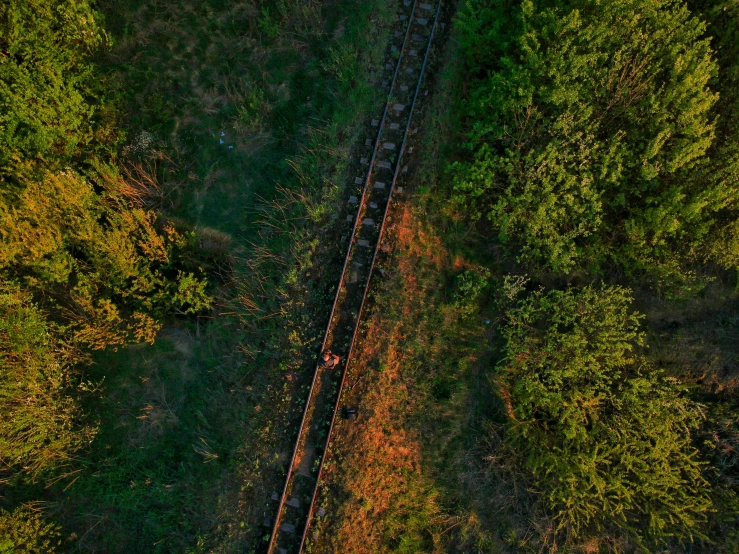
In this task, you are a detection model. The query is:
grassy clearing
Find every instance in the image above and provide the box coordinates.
[102,0,386,234]
[28,0,401,551]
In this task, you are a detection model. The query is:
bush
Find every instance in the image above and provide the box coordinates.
[0,508,61,553]
[452,268,491,316]
[0,283,95,480]
[0,0,107,165]
[453,0,734,287]
[496,284,711,546]
[0,162,210,351]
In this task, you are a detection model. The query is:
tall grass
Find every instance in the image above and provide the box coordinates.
[37,0,401,551]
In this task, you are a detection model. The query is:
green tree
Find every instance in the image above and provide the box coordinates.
[0,0,212,485]
[497,284,711,546]
[0,0,107,165]
[454,0,727,287]
[684,0,739,274]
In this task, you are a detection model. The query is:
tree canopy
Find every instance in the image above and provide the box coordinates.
[454,0,739,287]
[497,285,711,545]
[0,0,107,166]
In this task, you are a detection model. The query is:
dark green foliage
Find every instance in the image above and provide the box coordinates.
[497,285,711,545]
[452,267,491,316]
[685,0,739,272]
[697,391,739,550]
[453,0,739,287]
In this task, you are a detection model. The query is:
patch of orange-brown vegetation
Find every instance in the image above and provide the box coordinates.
[396,203,447,270]
[309,202,450,553]
[327,333,442,552]
[390,204,449,323]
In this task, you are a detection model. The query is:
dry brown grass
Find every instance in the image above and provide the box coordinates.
[318,204,449,554]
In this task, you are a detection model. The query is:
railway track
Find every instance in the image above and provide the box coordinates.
[266,2,441,552]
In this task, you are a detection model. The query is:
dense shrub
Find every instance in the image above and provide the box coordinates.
[454,0,739,287]
[1,162,212,351]
[0,0,107,165]
[0,508,61,553]
[0,0,211,484]
[497,285,711,546]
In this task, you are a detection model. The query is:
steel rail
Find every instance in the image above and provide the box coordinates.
[266,2,419,552]
[297,1,443,550]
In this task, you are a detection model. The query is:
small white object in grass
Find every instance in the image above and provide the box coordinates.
[220,131,225,136]
[228,145,234,149]
[219,139,224,145]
